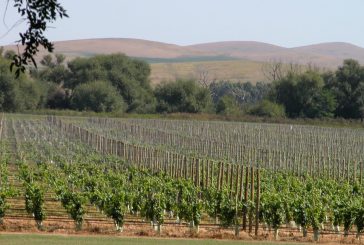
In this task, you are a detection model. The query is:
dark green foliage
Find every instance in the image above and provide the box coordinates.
[272,71,337,118]
[324,59,364,119]
[0,58,17,111]
[296,72,336,118]
[30,54,71,109]
[31,54,70,85]
[0,57,43,112]
[249,100,286,118]
[71,81,126,113]
[45,84,70,109]
[67,54,156,113]
[155,80,213,113]
[14,79,43,111]
[215,95,241,115]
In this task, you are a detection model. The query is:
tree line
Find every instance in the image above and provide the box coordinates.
[0,49,363,120]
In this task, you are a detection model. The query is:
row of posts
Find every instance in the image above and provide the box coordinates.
[48,116,261,234]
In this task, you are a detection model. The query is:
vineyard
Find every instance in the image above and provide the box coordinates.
[0,114,364,242]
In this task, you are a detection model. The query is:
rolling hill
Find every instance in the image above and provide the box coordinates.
[3,38,364,83]
[188,41,364,67]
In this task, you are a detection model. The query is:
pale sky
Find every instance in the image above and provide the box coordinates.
[0,0,363,47]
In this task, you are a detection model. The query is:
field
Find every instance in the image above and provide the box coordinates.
[0,114,364,243]
[0,234,308,245]
[150,60,266,85]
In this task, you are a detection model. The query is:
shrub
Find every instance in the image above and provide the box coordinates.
[154,80,213,113]
[71,81,126,113]
[215,95,241,116]
[249,100,285,118]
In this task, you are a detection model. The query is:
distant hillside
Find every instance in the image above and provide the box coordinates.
[3,38,364,83]
[51,38,218,59]
[3,38,217,60]
[188,41,364,67]
[290,42,364,65]
[4,38,364,66]
[188,41,287,57]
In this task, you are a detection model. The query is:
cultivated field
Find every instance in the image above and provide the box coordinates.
[0,114,364,243]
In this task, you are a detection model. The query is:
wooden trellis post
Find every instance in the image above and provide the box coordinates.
[249,167,254,233]
[255,168,260,236]
[242,166,249,231]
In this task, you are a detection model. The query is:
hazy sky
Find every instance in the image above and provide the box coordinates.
[0,0,363,47]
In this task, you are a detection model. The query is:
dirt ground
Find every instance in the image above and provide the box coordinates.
[1,217,363,244]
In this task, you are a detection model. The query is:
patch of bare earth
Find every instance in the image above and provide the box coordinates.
[1,218,363,244]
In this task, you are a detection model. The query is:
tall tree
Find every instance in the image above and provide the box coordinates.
[154,80,213,113]
[67,54,156,113]
[325,59,364,119]
[272,71,336,118]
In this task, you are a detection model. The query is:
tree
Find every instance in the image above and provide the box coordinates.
[9,0,68,76]
[324,59,364,119]
[154,80,213,113]
[32,54,70,85]
[270,74,299,117]
[215,95,241,116]
[295,72,336,118]
[249,100,285,118]
[0,56,42,111]
[67,54,156,113]
[195,65,217,89]
[71,80,126,113]
[55,53,66,65]
[209,81,271,106]
[0,58,17,111]
[40,54,55,68]
[262,60,302,82]
[45,84,70,109]
[272,71,336,118]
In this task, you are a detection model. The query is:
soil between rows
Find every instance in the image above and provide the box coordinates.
[0,218,363,244]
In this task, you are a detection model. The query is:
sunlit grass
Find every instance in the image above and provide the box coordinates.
[0,234,306,245]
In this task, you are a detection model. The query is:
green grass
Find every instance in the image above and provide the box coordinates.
[0,234,305,245]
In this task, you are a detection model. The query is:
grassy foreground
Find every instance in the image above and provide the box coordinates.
[0,234,303,245]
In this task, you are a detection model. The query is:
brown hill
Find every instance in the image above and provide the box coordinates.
[52,38,217,58]
[290,42,364,65]
[188,41,364,67]
[3,38,364,83]
[4,38,364,67]
[3,38,216,61]
[188,41,287,57]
